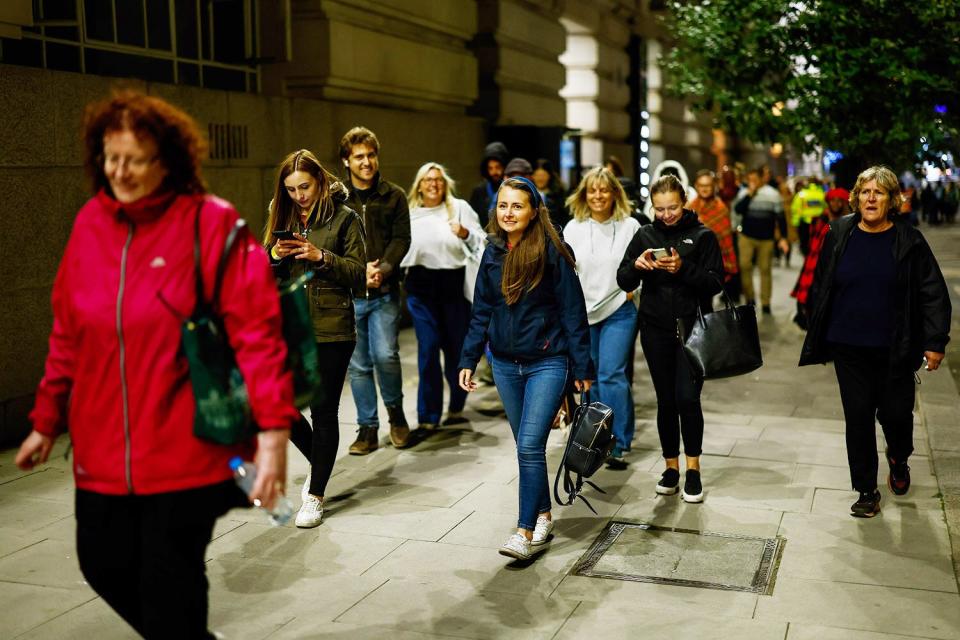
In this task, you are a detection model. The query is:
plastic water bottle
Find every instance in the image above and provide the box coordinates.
[229,457,294,526]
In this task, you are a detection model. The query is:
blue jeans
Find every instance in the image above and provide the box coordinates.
[348,294,404,427]
[589,301,637,452]
[491,354,568,530]
[406,292,469,424]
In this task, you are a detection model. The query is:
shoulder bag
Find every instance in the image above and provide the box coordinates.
[680,288,763,380]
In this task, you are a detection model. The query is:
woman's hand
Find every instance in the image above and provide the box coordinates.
[249,429,289,511]
[449,221,469,239]
[924,351,945,371]
[634,249,658,271]
[574,379,593,393]
[459,369,478,392]
[657,248,683,274]
[15,430,55,470]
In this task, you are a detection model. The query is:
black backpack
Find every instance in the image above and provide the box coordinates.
[553,392,615,514]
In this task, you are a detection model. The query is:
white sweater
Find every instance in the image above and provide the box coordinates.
[401,198,485,270]
[563,215,641,325]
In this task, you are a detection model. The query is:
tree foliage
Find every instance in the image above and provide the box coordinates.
[660,0,960,168]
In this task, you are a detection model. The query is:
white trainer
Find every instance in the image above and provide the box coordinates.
[531,515,554,547]
[301,473,311,503]
[499,532,532,560]
[295,495,323,528]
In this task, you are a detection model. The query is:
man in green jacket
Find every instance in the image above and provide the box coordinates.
[339,126,412,454]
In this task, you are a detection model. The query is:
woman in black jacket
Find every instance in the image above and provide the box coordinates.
[617,175,723,502]
[800,165,951,518]
[459,176,594,561]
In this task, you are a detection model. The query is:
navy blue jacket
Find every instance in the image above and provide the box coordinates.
[458,235,595,380]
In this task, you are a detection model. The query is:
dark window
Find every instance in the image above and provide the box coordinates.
[178,61,200,86]
[212,0,245,64]
[0,37,43,67]
[85,0,115,42]
[41,0,77,20]
[45,41,81,72]
[116,1,146,47]
[85,48,174,83]
[46,26,79,41]
[175,0,199,58]
[200,0,211,60]
[146,0,172,51]
[202,65,245,91]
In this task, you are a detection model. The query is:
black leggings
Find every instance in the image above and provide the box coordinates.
[76,481,246,639]
[290,340,355,496]
[639,320,705,458]
[831,343,915,492]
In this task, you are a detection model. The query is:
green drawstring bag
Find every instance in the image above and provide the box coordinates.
[278,271,321,409]
[183,206,257,445]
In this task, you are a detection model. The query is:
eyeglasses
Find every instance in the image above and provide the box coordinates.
[102,154,158,173]
[421,177,443,184]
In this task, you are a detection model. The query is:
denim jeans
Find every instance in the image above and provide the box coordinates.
[348,294,404,427]
[406,292,469,424]
[589,301,637,452]
[491,354,568,531]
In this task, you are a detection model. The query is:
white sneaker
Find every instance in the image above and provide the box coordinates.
[499,532,532,560]
[301,473,311,503]
[531,515,553,547]
[295,495,323,528]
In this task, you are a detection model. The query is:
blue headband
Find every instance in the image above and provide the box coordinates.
[501,176,543,209]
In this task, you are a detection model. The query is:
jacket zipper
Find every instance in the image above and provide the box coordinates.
[362,203,370,300]
[117,224,134,493]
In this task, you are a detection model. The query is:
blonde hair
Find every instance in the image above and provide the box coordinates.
[849,165,903,216]
[407,162,458,219]
[566,166,632,222]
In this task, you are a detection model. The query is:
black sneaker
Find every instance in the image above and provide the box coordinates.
[850,489,881,518]
[681,469,704,503]
[761,305,772,315]
[606,446,628,470]
[885,448,911,496]
[655,468,680,495]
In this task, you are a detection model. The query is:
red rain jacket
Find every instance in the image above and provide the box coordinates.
[30,190,299,495]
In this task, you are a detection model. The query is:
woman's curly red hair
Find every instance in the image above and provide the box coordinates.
[82,90,208,196]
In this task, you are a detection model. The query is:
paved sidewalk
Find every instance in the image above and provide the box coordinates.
[1,236,959,639]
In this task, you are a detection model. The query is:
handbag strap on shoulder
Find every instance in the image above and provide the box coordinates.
[192,201,206,312]
[192,200,248,313]
[212,219,247,309]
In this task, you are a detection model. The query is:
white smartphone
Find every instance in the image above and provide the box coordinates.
[650,247,670,260]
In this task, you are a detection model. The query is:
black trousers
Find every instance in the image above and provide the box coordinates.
[76,481,245,639]
[640,320,705,458]
[831,343,916,492]
[290,340,355,496]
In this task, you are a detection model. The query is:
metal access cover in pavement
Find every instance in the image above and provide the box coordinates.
[571,521,786,595]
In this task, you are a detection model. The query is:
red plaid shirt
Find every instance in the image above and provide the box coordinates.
[791,214,831,304]
[688,196,738,279]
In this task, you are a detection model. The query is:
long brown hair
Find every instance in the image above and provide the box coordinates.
[490,177,576,305]
[82,90,207,196]
[263,149,338,245]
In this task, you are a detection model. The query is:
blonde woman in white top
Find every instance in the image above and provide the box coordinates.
[563,166,641,465]
[402,163,485,429]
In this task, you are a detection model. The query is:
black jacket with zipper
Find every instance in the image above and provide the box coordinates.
[343,172,411,300]
[458,235,595,381]
[799,213,951,370]
[616,210,724,331]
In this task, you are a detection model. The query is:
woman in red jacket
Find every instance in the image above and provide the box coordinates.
[15,91,299,639]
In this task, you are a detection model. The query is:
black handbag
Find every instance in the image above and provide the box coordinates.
[553,391,615,514]
[681,290,763,380]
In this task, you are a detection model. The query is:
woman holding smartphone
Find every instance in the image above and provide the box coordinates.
[265,149,365,527]
[617,175,723,503]
[458,176,594,561]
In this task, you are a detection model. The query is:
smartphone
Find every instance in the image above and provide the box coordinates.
[651,247,670,260]
[273,229,298,241]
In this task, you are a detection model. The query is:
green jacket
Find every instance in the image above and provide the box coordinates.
[272,187,366,342]
[343,173,411,299]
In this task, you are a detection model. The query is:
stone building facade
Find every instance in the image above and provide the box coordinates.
[0,0,719,444]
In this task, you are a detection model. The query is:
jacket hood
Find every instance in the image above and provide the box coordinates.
[330,180,349,203]
[652,209,702,234]
[480,142,510,178]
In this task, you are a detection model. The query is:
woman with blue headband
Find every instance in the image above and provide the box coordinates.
[458,176,595,561]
